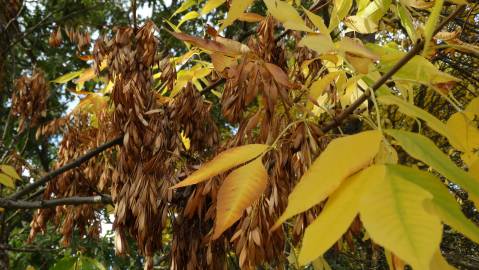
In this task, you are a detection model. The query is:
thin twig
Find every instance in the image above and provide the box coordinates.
[9,135,123,200]
[320,5,466,133]
[0,195,112,210]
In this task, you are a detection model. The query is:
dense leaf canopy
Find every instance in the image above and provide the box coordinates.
[0,0,478,269]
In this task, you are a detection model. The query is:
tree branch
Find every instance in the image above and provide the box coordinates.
[0,195,112,210]
[9,135,123,200]
[0,244,61,253]
[320,5,466,133]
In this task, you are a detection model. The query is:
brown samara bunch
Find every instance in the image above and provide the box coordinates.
[11,69,49,132]
[94,21,184,269]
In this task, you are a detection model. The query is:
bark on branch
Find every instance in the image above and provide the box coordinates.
[9,135,123,200]
[320,5,466,133]
[0,195,112,210]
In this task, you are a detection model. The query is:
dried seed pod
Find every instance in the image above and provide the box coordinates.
[11,69,49,132]
[48,27,63,47]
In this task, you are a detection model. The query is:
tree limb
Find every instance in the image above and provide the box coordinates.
[9,135,123,200]
[320,5,466,133]
[0,195,112,210]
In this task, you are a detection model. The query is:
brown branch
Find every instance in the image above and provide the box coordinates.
[9,135,123,200]
[0,244,61,253]
[0,195,112,210]
[320,5,466,133]
[132,0,137,30]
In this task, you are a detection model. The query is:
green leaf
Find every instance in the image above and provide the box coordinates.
[359,165,442,270]
[0,164,21,180]
[299,168,372,264]
[423,0,444,55]
[385,129,479,208]
[49,256,77,270]
[51,70,84,84]
[78,256,106,270]
[272,130,382,229]
[367,45,458,88]
[0,173,14,188]
[171,144,269,188]
[386,164,479,244]
[397,4,417,42]
[378,95,463,150]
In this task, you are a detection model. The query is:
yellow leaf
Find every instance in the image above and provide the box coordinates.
[309,72,339,102]
[400,0,434,9]
[397,4,418,42]
[344,16,378,34]
[329,0,353,31]
[171,0,196,18]
[345,53,373,73]
[0,173,15,188]
[298,35,335,55]
[303,8,330,35]
[220,0,254,30]
[272,130,382,229]
[359,165,442,270]
[386,129,479,209]
[378,95,463,151]
[180,131,191,150]
[178,11,200,28]
[466,97,479,117]
[368,45,459,90]
[360,0,391,19]
[299,169,372,264]
[0,164,21,180]
[51,70,83,84]
[213,157,268,239]
[171,144,269,188]
[388,164,479,245]
[374,139,398,164]
[423,0,444,56]
[446,112,479,153]
[201,0,226,14]
[75,68,96,84]
[336,37,378,60]
[263,0,312,32]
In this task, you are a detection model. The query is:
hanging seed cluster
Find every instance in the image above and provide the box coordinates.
[94,21,185,269]
[11,70,49,132]
[48,26,90,50]
[29,114,114,245]
[171,83,219,152]
[158,56,177,92]
[221,17,291,134]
